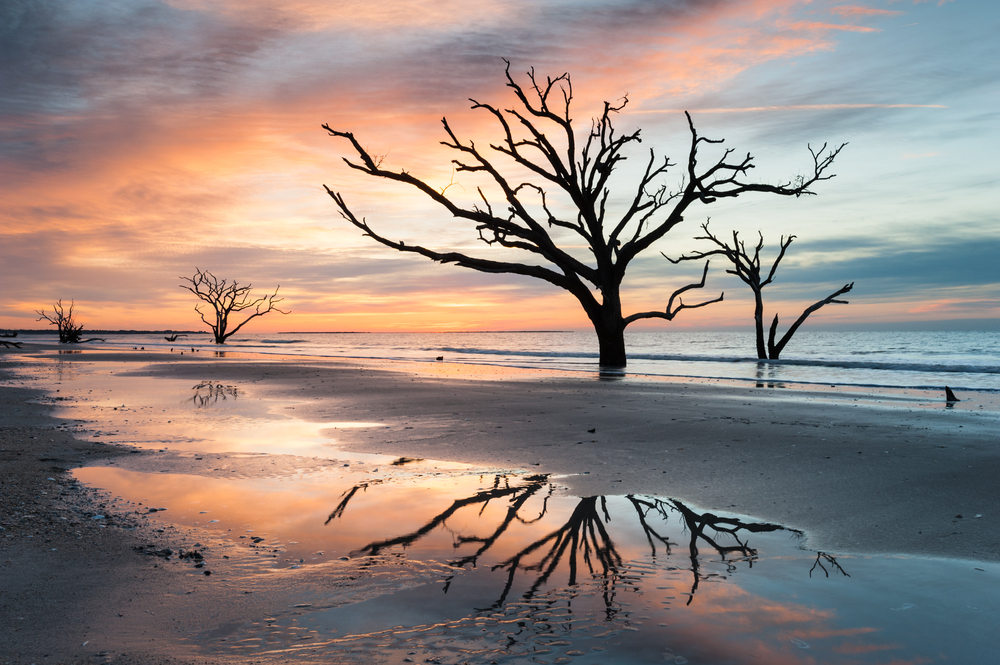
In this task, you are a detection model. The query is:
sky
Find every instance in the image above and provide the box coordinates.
[2,0,998,334]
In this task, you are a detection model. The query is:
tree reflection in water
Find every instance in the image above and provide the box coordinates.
[189,382,239,407]
[326,474,814,612]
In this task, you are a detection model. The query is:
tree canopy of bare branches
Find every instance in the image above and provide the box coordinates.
[667,222,852,359]
[323,60,844,367]
[35,300,103,344]
[179,269,289,344]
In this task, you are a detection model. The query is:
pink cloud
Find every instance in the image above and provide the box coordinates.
[782,20,880,32]
[831,5,905,18]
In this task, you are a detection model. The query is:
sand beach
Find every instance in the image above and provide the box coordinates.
[2,346,998,664]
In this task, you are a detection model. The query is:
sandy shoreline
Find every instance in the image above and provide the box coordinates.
[2,346,999,663]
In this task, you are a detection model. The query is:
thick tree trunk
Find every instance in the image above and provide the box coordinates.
[596,326,627,368]
[590,300,627,368]
[752,290,766,360]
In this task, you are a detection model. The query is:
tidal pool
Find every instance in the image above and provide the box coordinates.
[15,352,1000,663]
[73,465,998,665]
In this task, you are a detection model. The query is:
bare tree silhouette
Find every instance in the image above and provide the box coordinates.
[667,222,852,359]
[323,61,844,367]
[35,300,104,344]
[179,269,289,344]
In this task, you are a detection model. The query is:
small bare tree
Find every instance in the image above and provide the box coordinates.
[35,300,103,344]
[667,222,852,359]
[179,269,289,344]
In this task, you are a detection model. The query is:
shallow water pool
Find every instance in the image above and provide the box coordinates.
[73,465,999,664]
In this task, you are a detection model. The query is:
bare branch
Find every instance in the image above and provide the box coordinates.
[768,282,854,359]
[623,261,723,325]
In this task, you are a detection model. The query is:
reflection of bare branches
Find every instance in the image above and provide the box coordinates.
[189,382,238,407]
[336,478,813,615]
[325,482,383,524]
[627,496,792,605]
[339,475,550,556]
[488,496,630,613]
[810,552,850,578]
[450,480,554,570]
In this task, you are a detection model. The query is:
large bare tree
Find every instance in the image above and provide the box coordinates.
[667,222,853,359]
[323,61,844,367]
[179,269,289,344]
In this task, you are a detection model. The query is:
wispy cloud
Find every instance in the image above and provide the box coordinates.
[632,103,948,114]
[783,20,880,32]
[830,5,905,18]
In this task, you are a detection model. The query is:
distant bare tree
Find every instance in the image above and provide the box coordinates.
[35,300,103,344]
[323,61,844,368]
[667,222,853,359]
[179,269,289,344]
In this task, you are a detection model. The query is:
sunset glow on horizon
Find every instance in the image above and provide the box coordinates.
[3,0,997,334]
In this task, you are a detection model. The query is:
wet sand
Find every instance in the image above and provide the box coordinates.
[2,347,998,664]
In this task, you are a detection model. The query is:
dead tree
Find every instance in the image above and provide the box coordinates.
[667,222,852,359]
[324,60,844,367]
[179,269,289,344]
[35,300,104,344]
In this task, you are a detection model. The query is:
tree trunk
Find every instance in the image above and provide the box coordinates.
[596,325,627,368]
[752,289,766,360]
[590,301,627,368]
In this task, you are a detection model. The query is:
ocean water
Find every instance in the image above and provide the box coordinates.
[32,329,1000,392]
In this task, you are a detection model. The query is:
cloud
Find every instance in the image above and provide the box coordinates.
[782,20,880,32]
[0,0,992,331]
[633,103,947,114]
[830,5,905,18]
